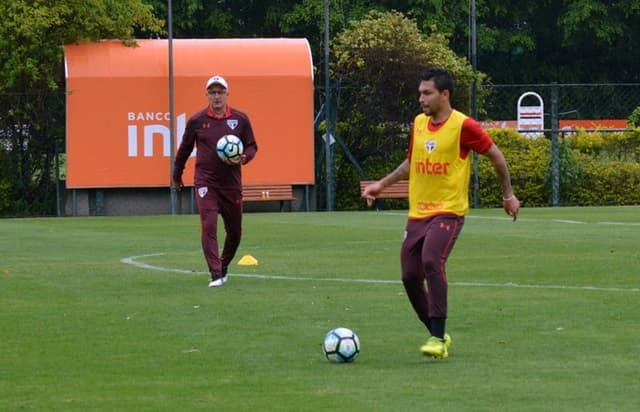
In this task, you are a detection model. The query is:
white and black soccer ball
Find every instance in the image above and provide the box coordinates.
[323,327,360,363]
[216,134,244,162]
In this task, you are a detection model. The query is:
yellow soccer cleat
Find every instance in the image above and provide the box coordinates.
[420,336,449,358]
[444,333,452,350]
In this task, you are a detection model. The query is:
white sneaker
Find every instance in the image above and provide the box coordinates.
[208,275,227,288]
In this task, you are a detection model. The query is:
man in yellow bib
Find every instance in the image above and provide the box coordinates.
[362,68,520,358]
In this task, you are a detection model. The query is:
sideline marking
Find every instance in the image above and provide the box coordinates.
[120,254,639,293]
[386,212,640,226]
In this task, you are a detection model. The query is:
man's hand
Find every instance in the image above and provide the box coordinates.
[224,154,245,166]
[361,181,383,207]
[503,195,521,221]
[172,177,184,191]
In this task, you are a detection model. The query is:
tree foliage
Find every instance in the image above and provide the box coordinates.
[145,0,306,38]
[0,0,163,216]
[0,0,163,93]
[474,0,640,82]
[333,10,478,122]
[2,0,640,215]
[329,10,482,208]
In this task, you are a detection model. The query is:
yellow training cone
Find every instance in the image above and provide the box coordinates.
[238,254,258,266]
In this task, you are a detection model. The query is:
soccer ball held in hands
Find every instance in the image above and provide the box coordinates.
[216,134,244,163]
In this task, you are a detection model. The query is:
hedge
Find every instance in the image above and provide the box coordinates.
[338,127,640,209]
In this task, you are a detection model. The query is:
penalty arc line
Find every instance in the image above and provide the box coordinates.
[120,253,640,294]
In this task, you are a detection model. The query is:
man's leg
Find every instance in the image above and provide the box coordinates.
[219,189,243,274]
[421,215,464,328]
[401,220,431,331]
[419,215,464,358]
[195,187,222,280]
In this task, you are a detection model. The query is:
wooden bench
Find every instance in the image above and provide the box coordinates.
[243,184,295,211]
[359,180,409,198]
[360,180,409,210]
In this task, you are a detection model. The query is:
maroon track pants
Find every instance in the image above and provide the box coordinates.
[195,186,243,276]
[400,214,464,330]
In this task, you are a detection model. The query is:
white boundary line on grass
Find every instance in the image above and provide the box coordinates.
[383,211,640,226]
[120,253,639,293]
[466,215,640,226]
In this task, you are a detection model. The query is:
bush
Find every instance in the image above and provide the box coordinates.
[479,129,560,207]
[566,156,640,205]
[628,106,640,127]
[566,129,640,162]
[333,126,640,210]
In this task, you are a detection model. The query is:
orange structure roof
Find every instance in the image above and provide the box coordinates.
[64,39,314,188]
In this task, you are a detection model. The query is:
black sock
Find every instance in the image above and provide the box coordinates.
[430,317,446,339]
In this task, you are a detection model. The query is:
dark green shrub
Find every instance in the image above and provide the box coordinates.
[333,126,640,210]
[628,106,640,127]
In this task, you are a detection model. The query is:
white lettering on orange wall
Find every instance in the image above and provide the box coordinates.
[127,113,192,157]
[127,112,172,121]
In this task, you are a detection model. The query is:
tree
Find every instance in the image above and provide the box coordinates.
[330,10,482,208]
[0,0,163,216]
[145,0,305,38]
[3,0,639,215]
[365,0,640,83]
[473,0,640,83]
[273,0,385,101]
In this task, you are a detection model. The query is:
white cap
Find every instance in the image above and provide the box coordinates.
[205,75,228,90]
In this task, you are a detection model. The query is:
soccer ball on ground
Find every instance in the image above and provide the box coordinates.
[216,134,244,162]
[323,327,360,363]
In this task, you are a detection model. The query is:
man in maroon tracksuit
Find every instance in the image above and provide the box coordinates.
[173,75,258,287]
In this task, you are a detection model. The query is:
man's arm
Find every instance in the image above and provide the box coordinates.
[361,159,410,207]
[172,119,196,189]
[483,144,520,220]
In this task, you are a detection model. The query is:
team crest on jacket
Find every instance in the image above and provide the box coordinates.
[425,140,437,154]
[227,119,238,129]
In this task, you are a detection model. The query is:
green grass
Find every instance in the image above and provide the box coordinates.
[1,207,639,411]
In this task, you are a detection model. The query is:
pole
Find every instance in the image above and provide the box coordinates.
[324,0,334,211]
[55,139,60,216]
[470,0,480,208]
[551,82,560,206]
[168,0,177,214]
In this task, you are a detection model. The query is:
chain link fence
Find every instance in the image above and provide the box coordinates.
[328,82,640,210]
[470,83,640,208]
[478,83,640,130]
[3,84,640,215]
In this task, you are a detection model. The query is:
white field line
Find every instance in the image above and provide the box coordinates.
[381,211,640,226]
[120,254,639,293]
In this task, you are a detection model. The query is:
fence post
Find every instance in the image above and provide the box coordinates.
[55,139,61,217]
[324,0,335,211]
[551,82,560,206]
[470,0,479,209]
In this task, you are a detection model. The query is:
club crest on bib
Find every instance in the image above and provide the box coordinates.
[227,119,238,130]
[425,140,437,154]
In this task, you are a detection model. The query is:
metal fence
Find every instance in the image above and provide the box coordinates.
[469,83,640,208]
[478,83,640,130]
[2,83,640,215]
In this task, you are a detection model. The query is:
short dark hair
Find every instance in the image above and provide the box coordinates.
[421,67,455,100]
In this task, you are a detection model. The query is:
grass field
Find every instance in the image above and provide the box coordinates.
[1,207,639,411]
